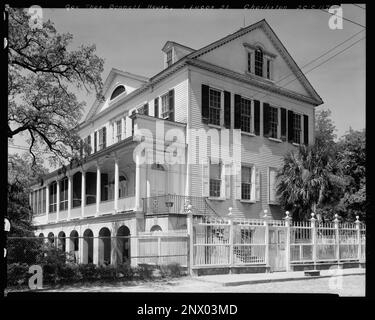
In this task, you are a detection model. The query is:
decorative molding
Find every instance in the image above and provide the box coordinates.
[243,42,277,59]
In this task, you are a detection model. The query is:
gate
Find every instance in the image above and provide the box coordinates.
[268,226,286,272]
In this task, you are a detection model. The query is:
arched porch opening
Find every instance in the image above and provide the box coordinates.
[83,229,94,264]
[47,232,55,246]
[57,231,66,252]
[115,225,130,265]
[69,230,79,263]
[99,227,111,265]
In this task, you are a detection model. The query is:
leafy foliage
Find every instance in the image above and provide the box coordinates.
[8,8,104,166]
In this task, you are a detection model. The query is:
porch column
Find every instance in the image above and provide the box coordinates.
[285,211,292,272]
[334,214,340,263]
[56,179,60,222]
[81,171,86,218]
[114,157,119,212]
[46,184,50,222]
[135,152,141,211]
[67,174,72,220]
[96,163,101,216]
[93,235,99,265]
[355,216,362,262]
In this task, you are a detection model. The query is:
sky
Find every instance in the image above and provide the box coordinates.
[10,5,366,163]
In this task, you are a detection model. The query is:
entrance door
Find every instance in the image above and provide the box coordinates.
[269,228,286,272]
[149,164,167,213]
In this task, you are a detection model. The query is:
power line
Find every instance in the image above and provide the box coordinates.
[352,4,365,10]
[319,8,366,28]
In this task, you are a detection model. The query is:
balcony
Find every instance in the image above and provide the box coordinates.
[143,194,217,216]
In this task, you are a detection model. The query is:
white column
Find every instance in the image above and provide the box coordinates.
[334,214,340,263]
[56,180,60,222]
[311,213,317,267]
[285,211,292,272]
[81,171,86,218]
[93,235,99,265]
[68,175,72,220]
[228,208,234,273]
[355,216,362,261]
[96,164,101,216]
[135,153,141,211]
[121,117,125,140]
[114,157,119,212]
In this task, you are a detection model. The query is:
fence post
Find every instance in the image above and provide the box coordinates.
[157,235,162,266]
[228,207,234,273]
[187,204,194,276]
[355,216,361,262]
[285,211,291,272]
[334,214,340,264]
[310,212,317,268]
[263,211,270,271]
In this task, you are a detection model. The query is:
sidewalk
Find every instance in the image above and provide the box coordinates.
[194,268,366,287]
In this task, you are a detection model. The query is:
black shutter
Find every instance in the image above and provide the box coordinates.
[254,100,260,135]
[154,98,159,118]
[263,103,270,137]
[304,114,309,145]
[131,110,135,136]
[143,103,149,116]
[168,89,174,121]
[201,84,209,123]
[87,135,91,155]
[234,94,241,129]
[94,131,97,153]
[280,107,287,141]
[102,127,106,149]
[288,110,294,142]
[224,91,231,129]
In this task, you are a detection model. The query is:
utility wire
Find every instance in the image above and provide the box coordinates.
[319,8,366,28]
[352,4,365,10]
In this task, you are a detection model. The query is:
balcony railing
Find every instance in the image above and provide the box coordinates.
[142,194,218,216]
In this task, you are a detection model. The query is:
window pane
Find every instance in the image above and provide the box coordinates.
[241,166,251,183]
[209,89,221,125]
[210,163,221,179]
[255,49,263,77]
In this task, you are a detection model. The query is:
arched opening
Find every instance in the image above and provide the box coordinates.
[115,225,130,265]
[110,85,126,100]
[38,232,46,244]
[150,225,162,232]
[38,233,45,238]
[57,231,66,252]
[47,232,55,246]
[99,227,111,265]
[83,229,94,264]
[69,230,80,263]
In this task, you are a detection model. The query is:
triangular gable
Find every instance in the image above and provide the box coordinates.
[85,68,148,121]
[186,20,323,105]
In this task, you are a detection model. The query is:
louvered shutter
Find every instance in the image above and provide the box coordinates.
[269,168,276,203]
[225,163,231,199]
[202,162,209,197]
[263,103,270,137]
[87,135,91,155]
[303,114,309,145]
[144,103,149,116]
[168,89,174,121]
[235,163,242,199]
[251,166,256,201]
[234,94,241,129]
[254,100,260,135]
[154,98,159,118]
[220,162,225,198]
[94,131,97,153]
[224,91,231,129]
[288,110,294,142]
[201,84,209,124]
[102,126,107,148]
[255,168,260,201]
[281,107,287,141]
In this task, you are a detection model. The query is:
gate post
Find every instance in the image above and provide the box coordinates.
[186,204,194,276]
[355,216,361,262]
[334,214,340,263]
[285,211,291,272]
[263,211,270,271]
[310,213,317,268]
[228,208,234,273]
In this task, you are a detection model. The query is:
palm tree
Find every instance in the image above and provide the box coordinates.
[276,143,347,221]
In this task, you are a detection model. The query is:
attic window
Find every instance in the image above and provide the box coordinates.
[166,49,173,67]
[110,85,126,100]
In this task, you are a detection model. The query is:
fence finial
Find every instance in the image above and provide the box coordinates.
[228,207,233,216]
[310,212,316,222]
[285,211,291,220]
[334,213,339,222]
[356,215,360,222]
[263,209,269,219]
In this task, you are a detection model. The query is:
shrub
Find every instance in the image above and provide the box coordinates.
[135,264,154,280]
[57,263,81,283]
[160,263,183,278]
[96,265,117,281]
[116,263,134,279]
[7,263,29,287]
[78,263,97,282]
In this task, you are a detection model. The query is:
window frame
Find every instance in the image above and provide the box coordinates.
[161,92,170,119]
[293,112,302,145]
[254,48,264,77]
[98,127,106,150]
[59,178,69,211]
[166,49,173,67]
[240,97,252,133]
[49,182,57,213]
[208,87,222,126]
[268,167,279,204]
[209,160,222,198]
[268,105,279,139]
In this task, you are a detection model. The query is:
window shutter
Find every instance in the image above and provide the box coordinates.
[220,162,225,198]
[202,163,209,197]
[269,168,276,203]
[144,103,149,116]
[94,131,97,153]
[168,89,175,121]
[255,168,260,201]
[235,163,242,200]
[154,98,159,118]
[281,107,287,141]
[102,127,107,148]
[234,94,241,129]
[251,166,256,201]
[225,163,231,199]
[201,84,209,124]
[224,91,231,129]
[303,114,309,145]
[263,103,270,137]
[254,100,260,135]
[288,110,294,142]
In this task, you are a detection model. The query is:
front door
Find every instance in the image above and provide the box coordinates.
[269,228,286,272]
[149,165,167,213]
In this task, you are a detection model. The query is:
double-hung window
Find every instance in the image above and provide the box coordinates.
[161,93,170,119]
[209,88,221,126]
[240,97,252,133]
[269,167,278,204]
[293,113,302,144]
[49,182,57,213]
[255,48,263,77]
[98,127,106,150]
[247,52,252,73]
[166,50,172,67]
[269,106,278,139]
[209,161,221,198]
[241,166,252,200]
[60,178,68,211]
[116,120,122,142]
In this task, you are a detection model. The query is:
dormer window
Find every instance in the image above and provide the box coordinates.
[166,49,173,67]
[110,85,126,100]
[255,48,263,77]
